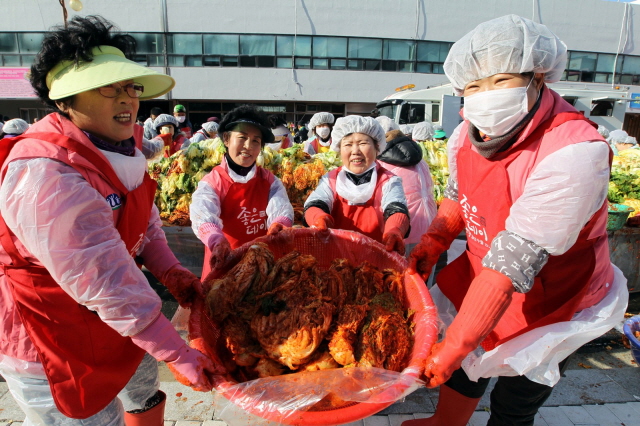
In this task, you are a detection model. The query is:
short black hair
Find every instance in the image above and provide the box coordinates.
[267,114,287,129]
[30,15,137,114]
[150,107,163,116]
[219,104,274,145]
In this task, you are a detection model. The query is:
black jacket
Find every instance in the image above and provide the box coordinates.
[377,135,423,167]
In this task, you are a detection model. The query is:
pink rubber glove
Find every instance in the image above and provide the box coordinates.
[131,314,221,392]
[408,198,465,280]
[207,233,231,272]
[267,222,285,235]
[423,268,514,388]
[162,265,202,307]
[382,213,410,255]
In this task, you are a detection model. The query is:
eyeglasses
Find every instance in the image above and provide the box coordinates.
[96,83,144,99]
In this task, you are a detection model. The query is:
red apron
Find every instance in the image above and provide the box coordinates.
[0,133,155,418]
[437,113,609,351]
[328,165,393,243]
[201,166,271,278]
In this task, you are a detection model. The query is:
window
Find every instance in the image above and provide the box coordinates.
[622,55,640,75]
[569,52,597,72]
[240,35,275,56]
[383,40,415,61]
[17,33,44,53]
[276,35,311,56]
[596,53,622,73]
[417,41,450,63]
[0,33,17,53]
[129,33,163,54]
[431,103,440,123]
[168,34,202,55]
[348,38,382,59]
[313,37,347,58]
[591,100,614,117]
[204,34,238,55]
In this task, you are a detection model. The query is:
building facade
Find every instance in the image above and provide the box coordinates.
[2,0,640,132]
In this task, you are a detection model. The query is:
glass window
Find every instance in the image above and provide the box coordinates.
[168,34,202,55]
[417,41,449,62]
[256,56,274,67]
[383,40,415,61]
[417,62,432,73]
[313,37,347,58]
[186,56,202,67]
[129,33,163,54]
[276,35,311,56]
[348,38,382,59]
[596,53,622,73]
[131,54,148,65]
[398,61,414,72]
[348,59,364,70]
[148,55,165,66]
[204,34,239,55]
[365,60,381,71]
[240,35,275,56]
[277,57,292,68]
[2,55,20,66]
[568,51,597,72]
[0,34,17,53]
[382,60,397,72]
[622,55,640,75]
[330,59,346,70]
[204,56,220,67]
[17,33,44,53]
[591,100,614,117]
[21,55,35,66]
[168,56,184,67]
[294,57,311,69]
[313,58,328,69]
[432,63,445,74]
[221,57,238,67]
[239,56,256,67]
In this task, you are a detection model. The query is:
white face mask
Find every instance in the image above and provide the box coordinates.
[316,127,331,139]
[175,115,186,123]
[463,78,534,138]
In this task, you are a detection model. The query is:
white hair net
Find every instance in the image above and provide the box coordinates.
[375,116,400,133]
[625,136,638,146]
[201,121,219,134]
[330,115,387,153]
[597,125,610,139]
[399,124,412,135]
[444,15,568,95]
[153,113,178,130]
[412,121,434,141]
[2,119,29,135]
[608,129,629,144]
[308,112,335,131]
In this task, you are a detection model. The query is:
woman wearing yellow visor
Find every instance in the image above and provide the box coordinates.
[0,16,222,426]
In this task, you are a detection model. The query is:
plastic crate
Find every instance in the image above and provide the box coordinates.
[607,204,635,232]
[623,315,640,365]
[189,228,438,425]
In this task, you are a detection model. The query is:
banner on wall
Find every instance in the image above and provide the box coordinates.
[0,68,37,99]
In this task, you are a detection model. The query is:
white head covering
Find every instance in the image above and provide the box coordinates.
[2,118,29,135]
[330,115,387,153]
[411,121,435,141]
[597,125,610,140]
[153,113,179,131]
[444,15,567,95]
[625,136,638,146]
[308,112,335,131]
[608,129,629,144]
[399,124,412,136]
[201,121,219,134]
[375,116,400,133]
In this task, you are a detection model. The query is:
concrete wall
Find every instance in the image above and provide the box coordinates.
[2,0,640,105]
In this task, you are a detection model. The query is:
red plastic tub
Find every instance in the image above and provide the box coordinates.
[188,228,438,425]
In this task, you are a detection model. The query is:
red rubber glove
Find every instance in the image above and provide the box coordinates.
[304,206,334,230]
[207,234,231,272]
[423,268,514,388]
[157,133,173,146]
[267,222,285,235]
[408,198,465,280]
[162,265,201,307]
[131,315,221,392]
[382,213,410,255]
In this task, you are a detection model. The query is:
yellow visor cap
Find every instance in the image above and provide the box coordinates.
[46,45,175,100]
